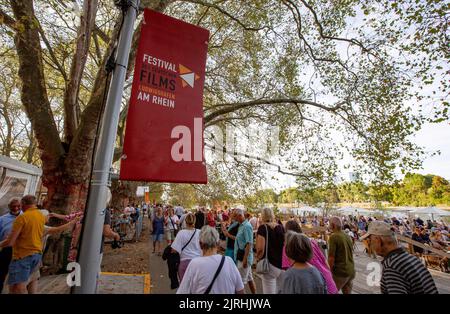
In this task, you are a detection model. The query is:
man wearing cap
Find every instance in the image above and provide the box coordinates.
[361,221,438,294]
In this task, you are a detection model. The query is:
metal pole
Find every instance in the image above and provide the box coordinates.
[74,0,139,294]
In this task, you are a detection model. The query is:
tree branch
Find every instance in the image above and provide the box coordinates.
[0,8,17,30]
[65,0,172,182]
[298,0,373,54]
[36,21,68,81]
[9,0,64,178]
[182,0,269,31]
[94,24,110,42]
[204,98,344,124]
[63,0,98,144]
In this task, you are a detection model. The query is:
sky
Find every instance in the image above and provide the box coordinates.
[412,122,450,180]
[259,4,450,192]
[260,121,450,192]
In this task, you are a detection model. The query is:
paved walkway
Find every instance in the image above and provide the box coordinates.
[2,272,150,294]
[7,242,449,294]
[150,242,449,294]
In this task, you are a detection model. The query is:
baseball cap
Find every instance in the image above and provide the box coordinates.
[360,221,394,240]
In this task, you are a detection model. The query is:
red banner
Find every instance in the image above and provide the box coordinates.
[120,9,209,183]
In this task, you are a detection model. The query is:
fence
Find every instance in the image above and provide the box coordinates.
[134,213,143,241]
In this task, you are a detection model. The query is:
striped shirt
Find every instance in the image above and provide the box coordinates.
[381,248,438,294]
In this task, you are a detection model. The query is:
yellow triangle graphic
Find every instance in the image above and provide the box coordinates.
[179,64,192,75]
[195,74,200,80]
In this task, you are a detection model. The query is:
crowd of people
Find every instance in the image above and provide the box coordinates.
[147,204,442,294]
[0,196,445,294]
[332,214,449,258]
[0,196,80,294]
[0,195,122,294]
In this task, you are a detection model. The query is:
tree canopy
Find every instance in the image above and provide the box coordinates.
[273,173,450,207]
[0,0,448,212]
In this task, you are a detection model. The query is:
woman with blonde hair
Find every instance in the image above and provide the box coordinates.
[255,207,285,294]
[171,213,201,281]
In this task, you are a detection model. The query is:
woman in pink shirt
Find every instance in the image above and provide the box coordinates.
[282,220,338,294]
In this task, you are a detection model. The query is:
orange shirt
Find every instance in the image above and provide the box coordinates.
[11,207,45,260]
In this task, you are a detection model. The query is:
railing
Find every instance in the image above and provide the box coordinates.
[396,234,450,259]
[300,226,449,261]
[134,213,143,241]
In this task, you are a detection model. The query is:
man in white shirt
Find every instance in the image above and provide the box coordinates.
[175,204,184,219]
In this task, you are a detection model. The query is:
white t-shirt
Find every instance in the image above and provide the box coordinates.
[171,229,201,261]
[176,254,244,294]
[175,206,184,216]
[166,215,179,230]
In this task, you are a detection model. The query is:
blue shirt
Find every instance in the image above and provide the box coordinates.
[152,216,165,235]
[0,212,22,241]
[234,219,254,265]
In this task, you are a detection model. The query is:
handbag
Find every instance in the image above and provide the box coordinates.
[256,224,270,274]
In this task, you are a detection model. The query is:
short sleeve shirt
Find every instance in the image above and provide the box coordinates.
[171,229,201,261]
[11,208,45,260]
[0,212,22,241]
[176,255,244,294]
[234,220,254,265]
[328,231,355,278]
[167,215,179,230]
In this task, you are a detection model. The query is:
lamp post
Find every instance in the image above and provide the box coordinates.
[73,0,140,294]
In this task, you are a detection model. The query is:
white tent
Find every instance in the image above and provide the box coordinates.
[354,208,374,215]
[336,206,373,216]
[300,206,319,213]
[411,207,450,220]
[290,206,319,215]
[387,211,409,219]
[278,207,289,214]
[336,206,356,214]
[398,206,418,212]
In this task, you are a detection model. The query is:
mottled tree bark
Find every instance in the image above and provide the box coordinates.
[7,0,173,272]
[9,0,65,186]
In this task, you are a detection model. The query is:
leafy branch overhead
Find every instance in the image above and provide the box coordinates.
[0,0,448,209]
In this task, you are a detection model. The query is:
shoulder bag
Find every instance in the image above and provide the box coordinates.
[169,216,179,237]
[256,224,270,274]
[204,256,226,294]
[181,229,197,252]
